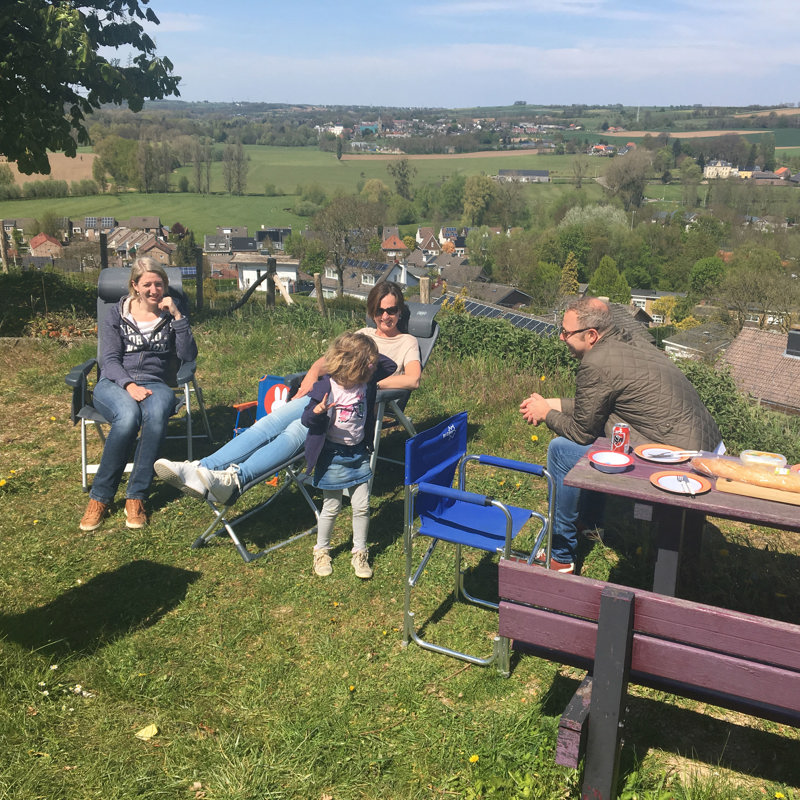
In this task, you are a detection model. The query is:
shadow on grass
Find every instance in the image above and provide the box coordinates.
[592,498,800,623]
[0,560,201,658]
[540,672,800,787]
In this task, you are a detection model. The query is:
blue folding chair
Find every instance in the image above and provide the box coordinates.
[403,412,554,675]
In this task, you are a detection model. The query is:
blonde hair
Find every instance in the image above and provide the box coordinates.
[129,257,170,298]
[325,332,378,387]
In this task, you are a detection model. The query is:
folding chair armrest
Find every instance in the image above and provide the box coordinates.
[232,400,258,412]
[176,360,197,385]
[65,358,97,389]
[376,387,411,403]
[282,371,307,398]
[476,455,545,477]
[417,481,492,506]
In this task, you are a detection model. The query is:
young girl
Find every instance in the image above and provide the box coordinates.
[301,332,396,579]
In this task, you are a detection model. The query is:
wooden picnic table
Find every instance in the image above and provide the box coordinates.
[563,438,800,596]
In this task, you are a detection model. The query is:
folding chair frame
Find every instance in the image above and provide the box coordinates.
[66,357,213,493]
[190,450,319,563]
[403,447,554,676]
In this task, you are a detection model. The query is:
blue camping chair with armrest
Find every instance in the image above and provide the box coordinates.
[403,411,554,675]
[65,267,213,492]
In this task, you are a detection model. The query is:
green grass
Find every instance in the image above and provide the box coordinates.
[1,302,799,799]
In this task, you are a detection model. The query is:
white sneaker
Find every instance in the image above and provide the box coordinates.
[351,549,373,579]
[197,465,241,505]
[154,459,206,499]
[313,548,332,577]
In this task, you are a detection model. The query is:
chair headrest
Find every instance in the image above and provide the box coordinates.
[404,302,439,338]
[97,267,185,304]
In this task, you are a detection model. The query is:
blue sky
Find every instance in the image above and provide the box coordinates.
[142,0,800,108]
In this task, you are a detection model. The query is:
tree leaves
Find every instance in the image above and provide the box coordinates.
[0,0,180,175]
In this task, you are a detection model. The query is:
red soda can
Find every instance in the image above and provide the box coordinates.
[611,422,630,454]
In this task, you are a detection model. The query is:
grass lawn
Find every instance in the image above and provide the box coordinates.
[1,301,799,799]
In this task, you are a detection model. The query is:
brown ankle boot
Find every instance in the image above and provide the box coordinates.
[124,498,147,529]
[80,498,108,531]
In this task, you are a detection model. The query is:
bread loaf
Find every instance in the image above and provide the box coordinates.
[692,456,800,494]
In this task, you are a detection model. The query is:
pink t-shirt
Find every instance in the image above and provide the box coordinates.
[325,377,367,445]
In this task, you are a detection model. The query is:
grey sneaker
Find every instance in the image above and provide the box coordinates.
[351,549,373,579]
[154,458,206,499]
[197,465,241,505]
[313,548,332,577]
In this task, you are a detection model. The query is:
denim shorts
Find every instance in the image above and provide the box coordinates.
[312,441,371,490]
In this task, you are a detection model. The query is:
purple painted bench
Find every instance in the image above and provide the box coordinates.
[498,558,800,800]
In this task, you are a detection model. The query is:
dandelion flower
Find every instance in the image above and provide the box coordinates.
[775,793,786,799]
[33,519,40,525]
[0,479,6,487]
[348,685,355,692]
[540,375,545,381]
[530,435,538,442]
[50,416,56,421]
[469,754,479,763]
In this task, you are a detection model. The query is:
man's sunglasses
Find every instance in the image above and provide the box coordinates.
[378,305,400,316]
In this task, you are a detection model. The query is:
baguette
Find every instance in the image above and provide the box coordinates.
[692,456,800,494]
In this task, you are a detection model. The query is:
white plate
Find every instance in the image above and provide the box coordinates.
[589,450,634,473]
[649,471,712,495]
[634,443,691,464]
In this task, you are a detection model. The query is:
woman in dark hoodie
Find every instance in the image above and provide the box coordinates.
[79,257,197,532]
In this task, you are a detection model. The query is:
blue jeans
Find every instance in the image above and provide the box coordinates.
[200,395,308,485]
[91,377,177,503]
[547,436,605,565]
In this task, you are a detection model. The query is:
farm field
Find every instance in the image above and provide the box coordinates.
[0,146,609,238]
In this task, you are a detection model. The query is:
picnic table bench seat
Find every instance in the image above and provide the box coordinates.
[498,558,800,800]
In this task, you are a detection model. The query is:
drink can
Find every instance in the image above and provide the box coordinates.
[611,423,630,454]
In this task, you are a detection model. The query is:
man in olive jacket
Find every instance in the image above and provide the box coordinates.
[520,296,722,572]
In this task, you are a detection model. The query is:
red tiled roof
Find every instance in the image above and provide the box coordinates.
[381,234,408,251]
[720,327,800,412]
[28,232,61,249]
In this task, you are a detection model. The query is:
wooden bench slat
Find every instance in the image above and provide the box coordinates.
[499,560,800,671]
[499,601,800,720]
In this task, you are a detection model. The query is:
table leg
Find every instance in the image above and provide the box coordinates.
[682,511,706,559]
[652,505,685,596]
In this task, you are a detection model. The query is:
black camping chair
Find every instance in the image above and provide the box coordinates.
[65,267,213,491]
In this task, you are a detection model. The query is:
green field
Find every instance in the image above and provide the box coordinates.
[0,146,609,238]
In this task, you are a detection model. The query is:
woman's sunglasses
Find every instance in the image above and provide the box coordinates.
[378,305,399,316]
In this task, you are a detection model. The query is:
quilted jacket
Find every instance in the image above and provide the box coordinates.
[545,326,722,450]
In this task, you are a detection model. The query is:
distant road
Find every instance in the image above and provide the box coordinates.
[603,129,758,139]
[342,150,546,161]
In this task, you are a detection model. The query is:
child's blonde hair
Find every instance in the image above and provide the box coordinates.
[325,332,378,387]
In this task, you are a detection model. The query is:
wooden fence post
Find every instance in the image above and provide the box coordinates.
[314,272,327,317]
[419,276,430,304]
